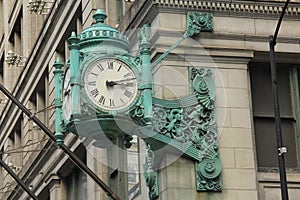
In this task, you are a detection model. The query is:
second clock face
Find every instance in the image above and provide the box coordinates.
[62,67,72,120]
[83,58,138,112]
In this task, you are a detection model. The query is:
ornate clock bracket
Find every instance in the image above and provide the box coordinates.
[133,12,219,200]
[135,67,221,199]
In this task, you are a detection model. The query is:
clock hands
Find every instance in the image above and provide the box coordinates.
[64,81,71,96]
[106,77,136,87]
[64,89,71,96]
[106,80,116,87]
[114,77,136,83]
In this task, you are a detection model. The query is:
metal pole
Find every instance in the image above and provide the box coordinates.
[0,159,39,200]
[269,36,289,200]
[0,83,121,200]
[273,0,290,45]
[269,1,290,200]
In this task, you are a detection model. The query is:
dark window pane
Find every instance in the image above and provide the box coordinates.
[254,118,297,168]
[277,65,293,116]
[250,63,273,115]
[297,69,300,96]
[250,62,298,169]
[250,63,292,116]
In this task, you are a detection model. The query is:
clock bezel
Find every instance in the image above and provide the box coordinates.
[81,55,141,114]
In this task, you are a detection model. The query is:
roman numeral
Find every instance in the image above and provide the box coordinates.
[126,82,134,87]
[124,90,132,98]
[108,62,114,69]
[110,99,115,107]
[123,72,131,78]
[117,65,122,72]
[90,72,98,76]
[99,95,105,105]
[88,81,96,86]
[90,89,99,97]
[97,64,104,71]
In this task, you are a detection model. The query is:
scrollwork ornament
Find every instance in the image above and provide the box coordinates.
[152,106,167,133]
[134,56,141,66]
[150,68,218,147]
[131,97,144,119]
[186,12,213,37]
[143,145,159,200]
[137,67,221,194]
[196,156,222,191]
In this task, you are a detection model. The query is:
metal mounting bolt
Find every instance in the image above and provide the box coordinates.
[278,147,288,155]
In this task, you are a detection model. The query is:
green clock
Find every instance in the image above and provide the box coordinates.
[82,57,139,112]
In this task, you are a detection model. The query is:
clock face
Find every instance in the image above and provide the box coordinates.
[83,58,138,112]
[62,67,72,120]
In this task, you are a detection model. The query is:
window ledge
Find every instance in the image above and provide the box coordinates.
[258,171,300,183]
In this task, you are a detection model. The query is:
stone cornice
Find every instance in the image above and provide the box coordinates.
[120,0,300,31]
[154,0,300,16]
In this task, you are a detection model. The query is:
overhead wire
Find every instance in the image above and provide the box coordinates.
[32,103,55,115]
[0,138,50,155]
[0,166,46,195]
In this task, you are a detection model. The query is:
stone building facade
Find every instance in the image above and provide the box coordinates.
[0,0,300,200]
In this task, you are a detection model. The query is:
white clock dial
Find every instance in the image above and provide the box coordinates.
[83,58,138,111]
[62,67,72,120]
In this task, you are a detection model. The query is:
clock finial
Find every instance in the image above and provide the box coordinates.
[93,9,107,24]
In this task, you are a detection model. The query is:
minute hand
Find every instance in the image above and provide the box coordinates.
[114,77,136,83]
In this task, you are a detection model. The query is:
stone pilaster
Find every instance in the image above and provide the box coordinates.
[47,175,66,200]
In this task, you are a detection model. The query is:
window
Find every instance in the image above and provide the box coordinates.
[0,54,3,83]
[127,136,141,199]
[0,55,4,109]
[250,62,299,170]
[36,73,47,125]
[5,117,23,172]
[0,0,3,37]
[9,11,22,56]
[24,73,48,160]
[66,170,87,200]
[13,119,22,169]
[61,144,87,200]
[0,147,3,199]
